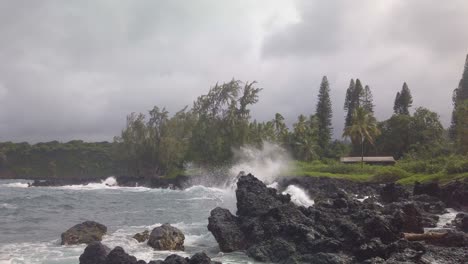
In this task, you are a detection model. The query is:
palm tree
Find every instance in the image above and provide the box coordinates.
[343,107,381,167]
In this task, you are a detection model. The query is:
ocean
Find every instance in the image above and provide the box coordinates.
[0,178,258,264]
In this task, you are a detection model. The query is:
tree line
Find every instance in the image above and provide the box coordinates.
[1,55,468,178]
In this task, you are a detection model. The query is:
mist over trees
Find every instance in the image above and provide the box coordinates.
[2,54,468,179]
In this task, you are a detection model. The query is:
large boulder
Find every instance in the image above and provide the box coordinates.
[147,224,185,251]
[79,242,110,264]
[61,221,107,245]
[207,207,246,252]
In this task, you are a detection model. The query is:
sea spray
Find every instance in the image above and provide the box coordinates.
[228,142,292,186]
[184,142,293,189]
[282,185,314,207]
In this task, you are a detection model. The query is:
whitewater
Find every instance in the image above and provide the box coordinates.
[0,143,316,264]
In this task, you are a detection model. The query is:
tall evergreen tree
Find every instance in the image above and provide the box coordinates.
[450,54,468,141]
[362,85,374,113]
[393,82,413,115]
[344,79,355,127]
[393,92,401,114]
[315,76,333,153]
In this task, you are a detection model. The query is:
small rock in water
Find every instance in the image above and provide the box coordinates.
[61,221,107,245]
[133,230,150,243]
[147,223,185,251]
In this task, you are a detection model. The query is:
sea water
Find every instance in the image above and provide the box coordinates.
[0,178,257,264]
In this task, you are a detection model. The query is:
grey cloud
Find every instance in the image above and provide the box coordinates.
[0,0,467,142]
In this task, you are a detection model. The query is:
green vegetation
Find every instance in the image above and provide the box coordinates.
[292,155,468,185]
[2,54,468,183]
[0,141,116,179]
[343,107,381,166]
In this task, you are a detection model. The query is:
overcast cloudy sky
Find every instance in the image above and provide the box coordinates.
[1,0,467,142]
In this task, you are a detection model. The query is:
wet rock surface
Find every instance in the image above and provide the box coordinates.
[61,221,107,245]
[147,223,185,251]
[208,174,468,263]
[79,242,110,264]
[133,230,150,243]
[79,243,220,264]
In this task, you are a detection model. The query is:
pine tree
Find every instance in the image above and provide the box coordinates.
[393,92,401,114]
[344,79,355,127]
[344,79,355,112]
[393,82,413,115]
[450,54,468,140]
[315,76,333,153]
[362,85,374,113]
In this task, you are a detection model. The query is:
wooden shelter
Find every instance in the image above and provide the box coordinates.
[340,156,396,165]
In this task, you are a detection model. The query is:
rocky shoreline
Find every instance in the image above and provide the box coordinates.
[207,174,468,263]
[46,173,467,263]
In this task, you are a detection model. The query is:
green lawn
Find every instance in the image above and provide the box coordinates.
[291,160,468,185]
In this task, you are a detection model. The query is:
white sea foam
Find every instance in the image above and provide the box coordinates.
[282,185,314,207]
[57,177,149,192]
[1,182,29,188]
[356,195,370,202]
[0,203,17,209]
[267,181,279,189]
[436,208,460,228]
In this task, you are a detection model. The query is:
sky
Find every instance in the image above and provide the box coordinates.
[1,0,468,142]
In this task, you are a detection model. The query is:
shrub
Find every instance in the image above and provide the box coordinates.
[397,156,447,174]
[372,167,409,183]
[445,156,468,174]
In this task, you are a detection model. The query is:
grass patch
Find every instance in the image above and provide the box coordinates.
[291,158,468,185]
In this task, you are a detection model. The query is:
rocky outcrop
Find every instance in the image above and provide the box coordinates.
[79,242,110,264]
[414,180,468,209]
[208,174,468,263]
[105,247,140,264]
[207,208,246,252]
[147,224,185,251]
[79,244,220,264]
[452,213,468,232]
[133,230,150,243]
[61,221,107,245]
[380,183,409,203]
[278,176,378,201]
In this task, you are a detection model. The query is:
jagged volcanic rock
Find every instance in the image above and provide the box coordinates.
[208,174,468,263]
